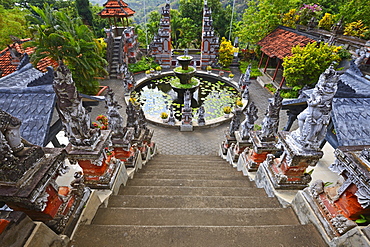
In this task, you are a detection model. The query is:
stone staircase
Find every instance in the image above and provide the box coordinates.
[71,155,327,246]
[109,37,121,79]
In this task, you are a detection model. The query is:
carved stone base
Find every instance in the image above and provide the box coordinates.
[291,190,370,246]
[0,211,35,246]
[264,131,323,189]
[180,124,193,132]
[245,131,280,172]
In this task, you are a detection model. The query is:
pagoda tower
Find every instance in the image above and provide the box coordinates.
[200,0,219,69]
[150,0,172,68]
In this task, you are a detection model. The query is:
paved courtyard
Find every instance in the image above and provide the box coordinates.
[94,68,290,156]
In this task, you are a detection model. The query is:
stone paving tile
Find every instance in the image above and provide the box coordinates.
[94,69,291,156]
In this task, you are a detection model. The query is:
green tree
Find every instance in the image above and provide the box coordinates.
[27,4,107,95]
[238,0,300,46]
[0,6,30,50]
[76,0,94,26]
[218,37,234,68]
[0,0,15,9]
[339,0,370,27]
[282,42,341,89]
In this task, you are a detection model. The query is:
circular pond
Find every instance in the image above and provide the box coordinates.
[130,72,241,123]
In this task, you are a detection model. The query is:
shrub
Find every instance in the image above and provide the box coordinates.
[128,56,158,73]
[160,112,168,119]
[223,106,232,114]
[344,20,369,38]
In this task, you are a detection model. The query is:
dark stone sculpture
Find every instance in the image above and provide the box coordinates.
[53,64,100,147]
[241,102,258,140]
[259,90,283,141]
[197,106,206,126]
[228,107,243,138]
[168,105,175,126]
[105,88,125,140]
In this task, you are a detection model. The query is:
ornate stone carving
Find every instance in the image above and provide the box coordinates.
[240,102,258,140]
[105,88,125,140]
[239,64,251,89]
[53,63,100,147]
[126,101,137,128]
[197,106,205,126]
[228,107,242,138]
[259,90,283,141]
[168,105,175,126]
[290,65,338,150]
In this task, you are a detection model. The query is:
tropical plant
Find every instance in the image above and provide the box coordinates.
[26,4,107,95]
[160,112,168,119]
[282,42,341,89]
[297,3,322,25]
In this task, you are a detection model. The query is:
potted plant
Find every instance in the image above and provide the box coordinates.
[160,112,169,123]
[145,70,151,77]
[156,66,162,74]
[219,70,225,77]
[229,73,234,80]
[223,106,232,118]
[235,100,243,108]
[206,65,212,74]
[150,68,155,76]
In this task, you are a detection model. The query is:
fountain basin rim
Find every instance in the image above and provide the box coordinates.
[131,70,247,128]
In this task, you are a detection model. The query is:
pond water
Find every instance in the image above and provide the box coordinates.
[130,75,241,121]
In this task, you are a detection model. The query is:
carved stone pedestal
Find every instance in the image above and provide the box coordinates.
[0,148,89,235]
[294,146,370,242]
[66,130,120,190]
[262,131,323,190]
[229,131,253,164]
[245,131,280,172]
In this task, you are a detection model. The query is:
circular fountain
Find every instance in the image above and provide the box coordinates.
[130,57,243,127]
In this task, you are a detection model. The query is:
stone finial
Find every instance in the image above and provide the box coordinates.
[291,65,339,150]
[168,105,175,126]
[105,88,125,140]
[126,100,137,128]
[239,64,251,89]
[53,63,100,147]
[259,90,283,141]
[229,107,243,137]
[241,102,258,140]
[198,106,206,126]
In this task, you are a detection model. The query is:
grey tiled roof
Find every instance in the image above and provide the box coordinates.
[0,63,44,88]
[332,98,370,147]
[0,85,56,146]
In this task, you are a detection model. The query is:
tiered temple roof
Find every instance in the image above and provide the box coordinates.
[98,0,135,18]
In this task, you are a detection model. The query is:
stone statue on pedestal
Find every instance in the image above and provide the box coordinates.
[241,102,258,140]
[168,105,175,126]
[239,64,251,90]
[105,88,125,140]
[259,90,283,141]
[228,107,243,138]
[197,106,206,126]
[291,65,338,150]
[126,101,137,128]
[53,63,100,147]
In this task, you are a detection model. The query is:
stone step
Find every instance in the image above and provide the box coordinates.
[138,168,242,175]
[107,195,280,208]
[151,155,224,162]
[72,225,327,247]
[119,186,264,196]
[125,178,255,187]
[92,208,299,226]
[133,173,248,180]
[143,164,234,170]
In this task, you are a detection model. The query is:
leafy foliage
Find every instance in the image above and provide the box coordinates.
[128,56,158,73]
[26,4,107,95]
[76,0,94,26]
[218,37,234,68]
[282,42,341,89]
[318,13,336,30]
[343,20,369,38]
[0,6,30,50]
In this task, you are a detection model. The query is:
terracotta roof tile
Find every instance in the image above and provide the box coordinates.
[98,0,135,17]
[258,26,318,59]
[0,40,57,78]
